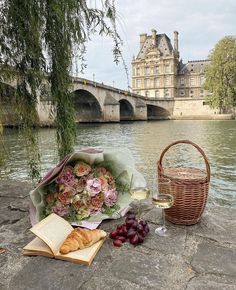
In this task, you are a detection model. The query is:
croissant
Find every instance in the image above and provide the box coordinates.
[60,228,107,254]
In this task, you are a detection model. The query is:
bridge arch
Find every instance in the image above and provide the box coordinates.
[72,89,102,122]
[147,105,170,120]
[119,99,134,121]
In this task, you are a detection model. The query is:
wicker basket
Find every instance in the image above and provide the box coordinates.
[157,140,210,225]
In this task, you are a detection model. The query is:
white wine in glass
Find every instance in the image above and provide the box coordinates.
[130,187,150,219]
[152,178,173,236]
[152,194,174,209]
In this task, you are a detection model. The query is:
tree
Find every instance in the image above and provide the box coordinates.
[204,36,236,113]
[0,0,122,183]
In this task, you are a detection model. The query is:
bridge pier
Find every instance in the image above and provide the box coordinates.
[134,100,147,121]
[103,96,120,122]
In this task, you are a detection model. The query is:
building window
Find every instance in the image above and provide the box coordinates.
[190,78,195,86]
[155,90,160,97]
[132,79,135,88]
[200,76,205,85]
[179,89,185,96]
[155,66,159,74]
[164,89,169,97]
[145,66,150,75]
[180,77,185,86]
[145,91,149,97]
[144,79,150,88]
[164,64,170,73]
[136,79,141,88]
[164,76,170,86]
[136,66,140,76]
[155,77,160,87]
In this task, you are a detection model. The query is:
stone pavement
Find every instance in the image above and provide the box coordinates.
[0,180,236,290]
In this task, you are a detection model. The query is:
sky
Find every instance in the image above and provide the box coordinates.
[74,0,236,90]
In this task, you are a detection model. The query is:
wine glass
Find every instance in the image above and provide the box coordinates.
[130,186,150,220]
[152,177,173,236]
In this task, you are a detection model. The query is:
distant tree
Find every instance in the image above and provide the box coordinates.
[0,0,123,183]
[204,36,236,113]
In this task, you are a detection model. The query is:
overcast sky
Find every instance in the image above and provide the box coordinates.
[75,0,236,90]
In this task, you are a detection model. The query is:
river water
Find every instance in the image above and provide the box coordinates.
[1,120,236,207]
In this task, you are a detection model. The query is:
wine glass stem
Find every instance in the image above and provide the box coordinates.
[137,200,141,220]
[162,209,166,229]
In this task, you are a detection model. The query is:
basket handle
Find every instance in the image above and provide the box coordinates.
[157,140,211,182]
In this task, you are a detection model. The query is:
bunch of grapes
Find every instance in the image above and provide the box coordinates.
[109,212,150,247]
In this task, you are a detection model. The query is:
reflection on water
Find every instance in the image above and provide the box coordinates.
[1,120,236,207]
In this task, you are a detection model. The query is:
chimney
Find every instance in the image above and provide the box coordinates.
[174,31,179,51]
[151,29,157,45]
[140,33,147,48]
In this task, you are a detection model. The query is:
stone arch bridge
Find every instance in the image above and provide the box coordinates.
[69,77,174,123]
[0,77,174,125]
[2,77,215,125]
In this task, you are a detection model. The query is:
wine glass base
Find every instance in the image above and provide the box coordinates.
[155,226,169,237]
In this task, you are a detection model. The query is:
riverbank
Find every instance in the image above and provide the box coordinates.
[1,180,236,290]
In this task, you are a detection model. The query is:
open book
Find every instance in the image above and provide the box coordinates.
[23,213,106,266]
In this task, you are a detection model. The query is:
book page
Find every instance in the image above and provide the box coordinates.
[30,213,73,255]
[55,238,105,266]
[23,237,53,257]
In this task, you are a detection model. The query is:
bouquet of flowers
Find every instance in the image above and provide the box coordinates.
[30,148,146,227]
[45,162,122,221]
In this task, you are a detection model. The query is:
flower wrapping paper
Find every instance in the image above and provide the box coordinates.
[29,147,146,229]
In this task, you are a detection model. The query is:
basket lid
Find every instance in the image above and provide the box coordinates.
[163,167,207,180]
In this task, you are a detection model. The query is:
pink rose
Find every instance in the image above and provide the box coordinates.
[86,178,102,196]
[104,189,118,207]
[74,162,91,177]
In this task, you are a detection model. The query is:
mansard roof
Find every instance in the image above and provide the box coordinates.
[137,33,174,60]
[179,59,210,75]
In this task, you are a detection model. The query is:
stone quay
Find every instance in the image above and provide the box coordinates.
[0,180,236,290]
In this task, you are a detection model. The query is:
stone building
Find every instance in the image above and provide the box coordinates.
[132,29,210,99]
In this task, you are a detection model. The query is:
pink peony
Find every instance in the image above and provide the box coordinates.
[56,166,77,187]
[52,205,69,217]
[104,189,118,207]
[86,178,102,196]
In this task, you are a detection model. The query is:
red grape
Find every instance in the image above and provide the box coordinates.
[132,220,139,229]
[129,233,139,245]
[137,224,144,233]
[109,230,118,239]
[144,225,150,233]
[122,225,128,237]
[137,233,144,243]
[116,236,126,243]
[113,239,123,247]
[127,228,136,238]
[117,224,123,230]
[140,220,147,226]
[126,219,135,228]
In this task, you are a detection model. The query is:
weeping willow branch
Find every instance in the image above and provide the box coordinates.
[0,0,124,181]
